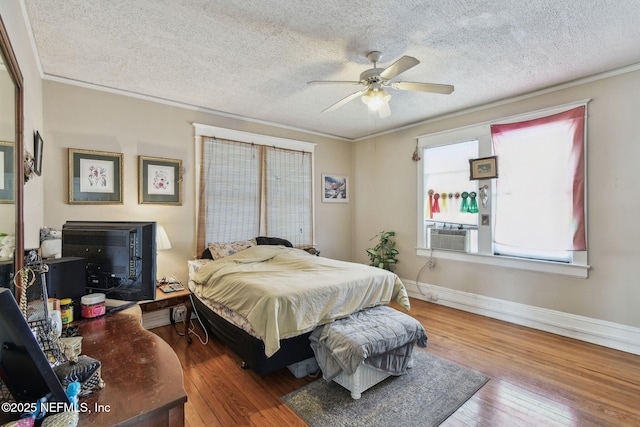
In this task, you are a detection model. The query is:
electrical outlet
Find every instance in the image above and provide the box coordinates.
[428,293,438,302]
[173,306,187,322]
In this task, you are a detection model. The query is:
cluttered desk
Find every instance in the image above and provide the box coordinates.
[75,303,186,426]
[0,289,186,427]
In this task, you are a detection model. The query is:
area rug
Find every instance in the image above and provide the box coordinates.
[281,349,489,427]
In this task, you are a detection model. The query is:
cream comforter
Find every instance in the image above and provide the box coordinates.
[191,245,410,357]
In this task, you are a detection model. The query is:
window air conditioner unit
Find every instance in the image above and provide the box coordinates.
[429,228,469,252]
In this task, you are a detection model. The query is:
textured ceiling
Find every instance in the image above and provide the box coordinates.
[22,0,640,140]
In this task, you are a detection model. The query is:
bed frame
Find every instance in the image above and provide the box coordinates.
[191,294,315,376]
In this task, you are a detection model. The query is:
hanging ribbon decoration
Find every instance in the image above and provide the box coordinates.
[454,192,460,212]
[432,193,441,214]
[427,189,435,218]
[468,191,479,213]
[460,191,469,213]
[440,193,448,211]
[412,143,421,162]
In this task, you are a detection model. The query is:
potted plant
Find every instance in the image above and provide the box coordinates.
[366,231,399,271]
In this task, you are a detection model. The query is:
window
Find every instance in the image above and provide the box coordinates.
[194,124,315,253]
[416,102,589,277]
[423,140,479,227]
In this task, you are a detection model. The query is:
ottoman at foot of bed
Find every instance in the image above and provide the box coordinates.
[333,363,393,399]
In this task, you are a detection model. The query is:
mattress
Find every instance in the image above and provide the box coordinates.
[189,259,259,336]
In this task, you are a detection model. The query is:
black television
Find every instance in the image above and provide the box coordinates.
[0,288,70,404]
[62,221,157,301]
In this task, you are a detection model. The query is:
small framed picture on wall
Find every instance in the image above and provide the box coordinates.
[469,156,498,180]
[33,131,43,176]
[322,173,349,203]
[139,156,183,205]
[0,141,14,203]
[68,148,123,204]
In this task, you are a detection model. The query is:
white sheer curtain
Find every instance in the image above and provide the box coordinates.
[491,106,586,256]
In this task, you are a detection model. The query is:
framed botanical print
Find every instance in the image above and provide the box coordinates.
[68,148,123,204]
[0,141,14,203]
[139,156,182,205]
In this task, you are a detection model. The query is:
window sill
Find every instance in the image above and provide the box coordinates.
[416,247,590,278]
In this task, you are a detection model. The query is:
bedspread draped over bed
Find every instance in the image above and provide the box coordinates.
[191,245,411,357]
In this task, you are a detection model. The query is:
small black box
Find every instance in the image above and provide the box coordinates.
[40,257,86,319]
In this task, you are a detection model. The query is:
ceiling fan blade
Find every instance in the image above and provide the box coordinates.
[322,90,366,113]
[391,81,454,94]
[379,56,420,80]
[308,80,362,85]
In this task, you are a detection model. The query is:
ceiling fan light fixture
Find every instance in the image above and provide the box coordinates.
[361,87,391,111]
[311,51,452,117]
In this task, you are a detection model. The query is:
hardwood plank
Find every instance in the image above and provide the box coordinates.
[154,323,311,426]
[152,298,640,426]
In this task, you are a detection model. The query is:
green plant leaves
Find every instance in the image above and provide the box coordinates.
[366,230,399,271]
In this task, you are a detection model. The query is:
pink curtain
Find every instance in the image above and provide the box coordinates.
[491,106,586,250]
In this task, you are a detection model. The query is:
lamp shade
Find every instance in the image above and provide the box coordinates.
[156,224,172,250]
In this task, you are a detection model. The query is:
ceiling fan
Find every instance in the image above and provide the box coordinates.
[309,51,454,118]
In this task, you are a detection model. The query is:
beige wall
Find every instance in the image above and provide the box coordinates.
[353,68,640,329]
[41,81,353,283]
[0,1,45,249]
[5,0,640,333]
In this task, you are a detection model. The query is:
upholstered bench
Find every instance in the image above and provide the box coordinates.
[310,305,428,399]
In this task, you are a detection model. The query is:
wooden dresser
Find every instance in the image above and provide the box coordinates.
[77,304,187,426]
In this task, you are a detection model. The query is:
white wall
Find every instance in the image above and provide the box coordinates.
[41,81,353,284]
[353,68,640,329]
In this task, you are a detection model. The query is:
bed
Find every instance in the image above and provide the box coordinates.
[188,238,410,376]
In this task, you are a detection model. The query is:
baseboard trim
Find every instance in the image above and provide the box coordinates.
[404,280,640,356]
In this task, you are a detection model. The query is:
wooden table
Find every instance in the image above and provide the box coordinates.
[77,305,187,426]
[139,288,193,343]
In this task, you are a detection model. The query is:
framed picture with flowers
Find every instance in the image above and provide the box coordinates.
[68,148,123,204]
[0,141,15,203]
[139,156,182,205]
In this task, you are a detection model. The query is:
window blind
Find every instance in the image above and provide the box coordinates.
[201,137,261,245]
[199,136,313,251]
[264,146,313,247]
[491,106,586,253]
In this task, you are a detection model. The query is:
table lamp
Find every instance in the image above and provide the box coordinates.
[156,224,172,251]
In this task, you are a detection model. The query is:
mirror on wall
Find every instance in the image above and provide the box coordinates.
[0,16,24,293]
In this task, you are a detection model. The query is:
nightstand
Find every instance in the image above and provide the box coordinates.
[139,288,193,343]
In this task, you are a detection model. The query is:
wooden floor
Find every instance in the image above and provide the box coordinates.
[151,298,640,426]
